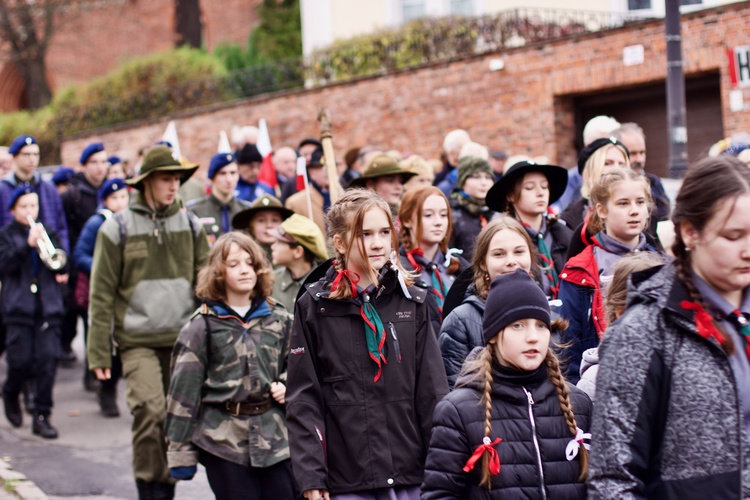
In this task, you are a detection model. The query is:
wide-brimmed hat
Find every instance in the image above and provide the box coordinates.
[485,160,568,212]
[348,154,416,188]
[125,146,198,191]
[231,194,294,230]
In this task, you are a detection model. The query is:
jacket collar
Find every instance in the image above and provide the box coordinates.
[72,172,99,196]
[130,192,181,218]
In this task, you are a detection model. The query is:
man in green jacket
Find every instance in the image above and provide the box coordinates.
[87,146,210,500]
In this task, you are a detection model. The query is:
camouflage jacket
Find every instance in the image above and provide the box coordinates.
[166,299,292,469]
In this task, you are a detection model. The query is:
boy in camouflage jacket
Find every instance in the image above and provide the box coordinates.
[166,232,296,499]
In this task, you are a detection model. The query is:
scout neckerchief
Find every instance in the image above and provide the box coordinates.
[726,309,750,361]
[331,267,388,382]
[406,248,447,316]
[681,301,738,355]
[521,220,559,299]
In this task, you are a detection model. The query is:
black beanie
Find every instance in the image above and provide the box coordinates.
[482,269,550,344]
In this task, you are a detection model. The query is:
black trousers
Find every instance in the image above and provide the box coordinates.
[199,450,298,500]
[2,321,59,415]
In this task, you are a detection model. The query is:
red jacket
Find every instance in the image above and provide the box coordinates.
[560,244,607,337]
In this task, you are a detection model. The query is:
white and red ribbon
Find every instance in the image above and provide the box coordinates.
[565,428,591,461]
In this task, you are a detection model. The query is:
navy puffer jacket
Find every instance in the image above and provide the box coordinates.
[439,288,485,388]
[422,354,592,499]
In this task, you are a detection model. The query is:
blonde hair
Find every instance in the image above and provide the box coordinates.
[588,167,652,235]
[460,320,587,488]
[580,144,630,199]
[195,231,274,302]
[326,189,413,299]
[471,217,538,300]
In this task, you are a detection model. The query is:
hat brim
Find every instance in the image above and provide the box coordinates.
[485,164,568,212]
[125,164,199,190]
[231,205,295,231]
[348,171,418,189]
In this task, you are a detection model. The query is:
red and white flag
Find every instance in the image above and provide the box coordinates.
[296,156,314,220]
[256,118,278,191]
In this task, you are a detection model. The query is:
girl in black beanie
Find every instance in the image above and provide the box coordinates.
[422,269,592,499]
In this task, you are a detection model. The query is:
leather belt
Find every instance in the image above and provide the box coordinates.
[223,398,273,417]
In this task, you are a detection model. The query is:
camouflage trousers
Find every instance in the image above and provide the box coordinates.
[121,346,173,483]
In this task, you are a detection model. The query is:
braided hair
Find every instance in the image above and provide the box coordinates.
[671,156,750,354]
[326,189,413,300]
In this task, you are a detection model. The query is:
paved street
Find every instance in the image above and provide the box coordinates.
[0,326,212,499]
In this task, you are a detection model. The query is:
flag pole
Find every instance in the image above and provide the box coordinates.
[317,108,342,204]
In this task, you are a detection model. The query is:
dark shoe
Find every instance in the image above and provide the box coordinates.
[98,388,120,418]
[32,414,58,439]
[22,381,36,415]
[59,348,77,366]
[83,370,100,392]
[151,482,175,500]
[3,393,22,428]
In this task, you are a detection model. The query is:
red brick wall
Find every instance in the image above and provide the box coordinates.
[61,2,750,180]
[0,0,260,111]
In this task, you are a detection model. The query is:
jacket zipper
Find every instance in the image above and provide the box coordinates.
[388,322,401,363]
[523,387,547,500]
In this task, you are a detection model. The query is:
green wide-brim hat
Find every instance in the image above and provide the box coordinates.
[125,145,199,190]
[348,154,417,188]
[231,194,295,230]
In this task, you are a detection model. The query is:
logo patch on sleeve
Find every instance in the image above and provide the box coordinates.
[291,347,306,355]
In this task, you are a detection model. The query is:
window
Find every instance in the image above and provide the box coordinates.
[628,0,651,9]
[403,0,425,22]
[450,0,473,16]
[679,0,702,5]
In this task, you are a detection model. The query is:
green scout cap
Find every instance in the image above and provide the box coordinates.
[125,146,198,191]
[272,213,328,261]
[231,194,294,230]
[348,154,417,188]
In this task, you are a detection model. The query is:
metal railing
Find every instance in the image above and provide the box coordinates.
[56,7,649,136]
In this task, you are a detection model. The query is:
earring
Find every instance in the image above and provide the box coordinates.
[484,273,490,281]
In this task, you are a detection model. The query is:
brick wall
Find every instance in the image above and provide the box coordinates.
[0,0,260,111]
[61,2,750,179]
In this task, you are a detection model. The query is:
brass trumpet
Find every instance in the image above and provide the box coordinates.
[27,215,67,271]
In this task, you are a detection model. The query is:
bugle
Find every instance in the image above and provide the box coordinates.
[27,216,67,271]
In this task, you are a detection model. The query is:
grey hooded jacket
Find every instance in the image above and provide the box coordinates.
[589,262,750,499]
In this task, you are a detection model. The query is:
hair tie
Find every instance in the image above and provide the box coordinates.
[332,269,360,298]
[565,428,591,461]
[463,436,502,475]
[681,300,727,346]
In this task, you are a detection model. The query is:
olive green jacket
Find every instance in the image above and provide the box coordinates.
[87,193,210,369]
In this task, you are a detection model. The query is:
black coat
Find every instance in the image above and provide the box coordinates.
[422,358,592,499]
[61,172,100,252]
[540,217,573,277]
[286,267,449,494]
[0,220,66,325]
[449,199,494,262]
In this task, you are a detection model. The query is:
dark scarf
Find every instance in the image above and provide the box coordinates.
[452,190,489,218]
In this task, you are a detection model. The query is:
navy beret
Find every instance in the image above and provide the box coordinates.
[97,178,128,205]
[51,167,75,186]
[7,185,36,212]
[108,155,122,165]
[208,153,236,179]
[8,135,37,156]
[80,143,105,165]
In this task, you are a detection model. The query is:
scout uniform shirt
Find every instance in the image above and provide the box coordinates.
[187,194,250,245]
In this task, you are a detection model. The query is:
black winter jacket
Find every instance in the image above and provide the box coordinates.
[439,288,485,388]
[0,220,67,325]
[589,263,750,499]
[546,218,573,277]
[448,199,494,262]
[422,357,592,499]
[61,172,100,252]
[286,267,449,494]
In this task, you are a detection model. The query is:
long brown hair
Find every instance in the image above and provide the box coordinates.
[195,231,274,302]
[471,216,538,300]
[399,185,452,254]
[605,252,665,325]
[326,189,413,300]
[460,318,587,488]
[672,156,750,355]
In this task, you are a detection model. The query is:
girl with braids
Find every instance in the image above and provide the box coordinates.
[423,269,592,499]
[589,156,750,498]
[485,160,572,298]
[558,167,659,382]
[285,189,448,500]
[398,186,469,336]
[439,217,539,388]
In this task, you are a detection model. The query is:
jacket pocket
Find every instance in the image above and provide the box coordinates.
[321,374,359,406]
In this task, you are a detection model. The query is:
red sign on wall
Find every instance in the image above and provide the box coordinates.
[728,46,750,88]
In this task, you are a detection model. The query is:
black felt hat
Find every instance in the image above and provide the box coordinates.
[485,160,568,213]
[577,137,629,175]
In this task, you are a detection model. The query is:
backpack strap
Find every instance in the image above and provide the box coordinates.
[113,212,127,250]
